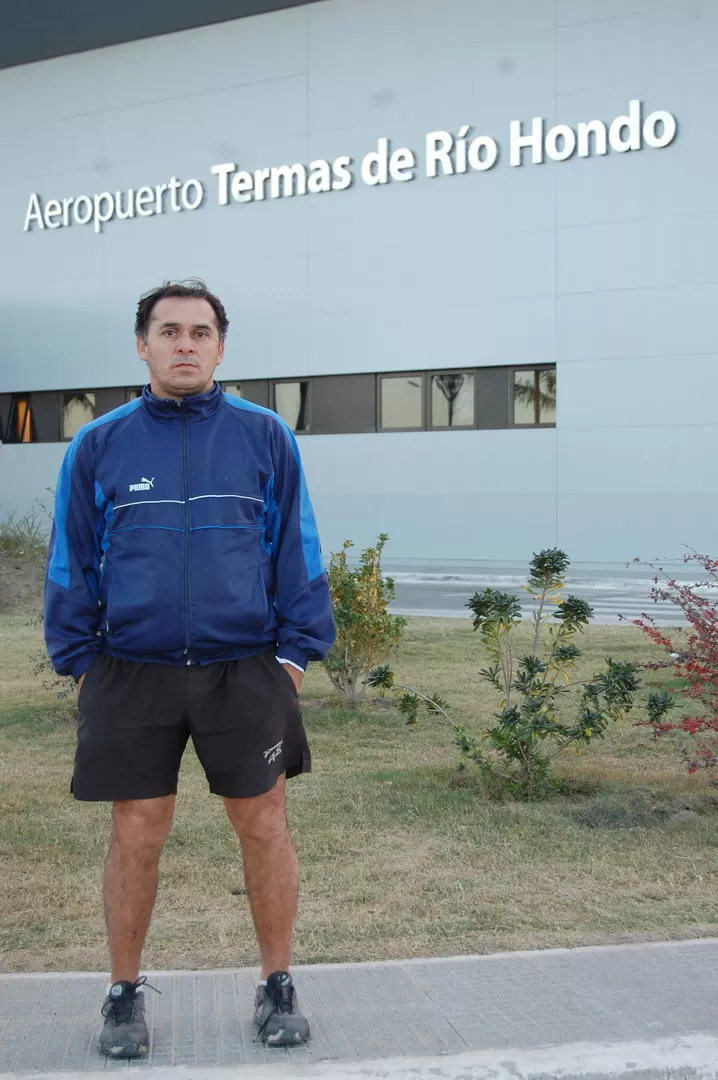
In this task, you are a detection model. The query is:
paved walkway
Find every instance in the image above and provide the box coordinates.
[1,939,717,1079]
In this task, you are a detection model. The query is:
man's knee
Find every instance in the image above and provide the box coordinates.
[111,795,175,854]
[224,779,288,844]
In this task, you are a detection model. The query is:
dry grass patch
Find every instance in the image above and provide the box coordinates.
[1,611,717,973]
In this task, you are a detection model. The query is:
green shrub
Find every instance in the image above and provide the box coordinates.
[456,548,642,800]
[323,534,406,705]
[0,506,50,560]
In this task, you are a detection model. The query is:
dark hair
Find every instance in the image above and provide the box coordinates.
[135,279,229,341]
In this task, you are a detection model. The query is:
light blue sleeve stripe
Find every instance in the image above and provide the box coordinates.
[48,399,142,589]
[48,441,81,589]
[293,448,324,581]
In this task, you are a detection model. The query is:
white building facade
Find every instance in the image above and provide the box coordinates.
[1,0,716,568]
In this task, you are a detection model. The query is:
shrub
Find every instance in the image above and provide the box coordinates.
[323,534,406,705]
[365,664,451,725]
[630,553,718,774]
[0,505,50,560]
[457,548,641,800]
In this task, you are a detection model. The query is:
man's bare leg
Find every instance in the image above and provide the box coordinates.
[104,795,176,983]
[224,777,297,978]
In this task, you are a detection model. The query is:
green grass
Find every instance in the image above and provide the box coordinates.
[1,612,716,973]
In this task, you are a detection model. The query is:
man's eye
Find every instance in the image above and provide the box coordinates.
[162,328,176,336]
[196,330,209,339]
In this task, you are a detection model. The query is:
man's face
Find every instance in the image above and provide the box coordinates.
[137,296,224,399]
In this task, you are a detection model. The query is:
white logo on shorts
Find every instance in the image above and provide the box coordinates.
[263,740,283,765]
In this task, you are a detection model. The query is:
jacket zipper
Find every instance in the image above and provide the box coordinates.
[180,410,192,665]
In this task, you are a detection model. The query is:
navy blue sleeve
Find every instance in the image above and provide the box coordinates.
[44,431,104,679]
[266,422,336,670]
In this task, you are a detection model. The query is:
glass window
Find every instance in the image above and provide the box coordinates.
[63,392,96,439]
[431,372,475,428]
[513,368,556,426]
[380,375,424,430]
[6,395,36,443]
[127,388,143,400]
[223,383,242,397]
[274,381,309,432]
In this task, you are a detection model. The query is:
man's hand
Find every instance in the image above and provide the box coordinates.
[281,663,303,694]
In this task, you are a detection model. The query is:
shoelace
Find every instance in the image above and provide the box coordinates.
[101,976,161,1024]
[254,981,295,1040]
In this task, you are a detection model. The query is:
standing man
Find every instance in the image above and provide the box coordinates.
[44,280,335,1057]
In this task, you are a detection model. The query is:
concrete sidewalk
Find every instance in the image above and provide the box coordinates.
[1,939,717,1078]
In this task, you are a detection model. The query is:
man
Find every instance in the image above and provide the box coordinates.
[44,280,335,1058]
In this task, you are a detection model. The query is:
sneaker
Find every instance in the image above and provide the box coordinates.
[254,971,310,1046]
[99,978,150,1058]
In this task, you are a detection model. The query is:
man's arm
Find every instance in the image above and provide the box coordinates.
[266,423,336,678]
[44,433,104,680]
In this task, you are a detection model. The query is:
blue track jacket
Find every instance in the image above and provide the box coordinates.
[44,382,336,680]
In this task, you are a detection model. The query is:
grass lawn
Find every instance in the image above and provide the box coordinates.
[1,606,717,974]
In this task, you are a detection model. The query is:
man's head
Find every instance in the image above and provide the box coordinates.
[135,279,229,400]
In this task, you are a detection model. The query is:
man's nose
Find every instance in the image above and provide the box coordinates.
[174,334,194,353]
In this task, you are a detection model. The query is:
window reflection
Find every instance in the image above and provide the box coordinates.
[513,369,556,426]
[431,373,475,427]
[275,381,309,432]
[63,393,95,439]
[6,395,36,443]
[380,375,423,430]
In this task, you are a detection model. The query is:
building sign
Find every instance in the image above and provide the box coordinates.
[23,99,677,235]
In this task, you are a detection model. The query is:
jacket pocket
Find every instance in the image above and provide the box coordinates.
[189,529,275,650]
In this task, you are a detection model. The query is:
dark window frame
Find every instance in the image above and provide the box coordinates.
[509,365,557,429]
[2,366,556,444]
[377,371,426,432]
[428,369,479,431]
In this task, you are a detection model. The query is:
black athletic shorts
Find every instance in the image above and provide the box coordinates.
[72,650,310,801]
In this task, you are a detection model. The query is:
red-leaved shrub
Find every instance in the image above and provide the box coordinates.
[631,553,718,774]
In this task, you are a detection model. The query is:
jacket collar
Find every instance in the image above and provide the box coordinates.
[141,381,223,421]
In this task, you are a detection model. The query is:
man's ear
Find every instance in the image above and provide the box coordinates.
[217,339,225,363]
[136,335,148,361]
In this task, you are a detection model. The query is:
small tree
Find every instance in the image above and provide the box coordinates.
[458,548,641,799]
[323,534,406,705]
[630,553,718,774]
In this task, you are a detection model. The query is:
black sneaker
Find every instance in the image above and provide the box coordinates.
[254,971,310,1046]
[99,978,150,1058]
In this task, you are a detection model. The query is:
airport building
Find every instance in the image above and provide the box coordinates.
[0,0,715,568]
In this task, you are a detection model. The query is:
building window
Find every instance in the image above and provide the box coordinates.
[6,394,36,443]
[512,367,556,426]
[63,392,96,439]
[430,372,476,428]
[274,380,309,432]
[223,383,242,397]
[127,388,143,400]
[379,374,424,430]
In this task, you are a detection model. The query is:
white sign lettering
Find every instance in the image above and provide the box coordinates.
[22,100,678,235]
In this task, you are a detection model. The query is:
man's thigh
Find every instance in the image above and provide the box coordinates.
[188,652,311,799]
[73,656,190,801]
